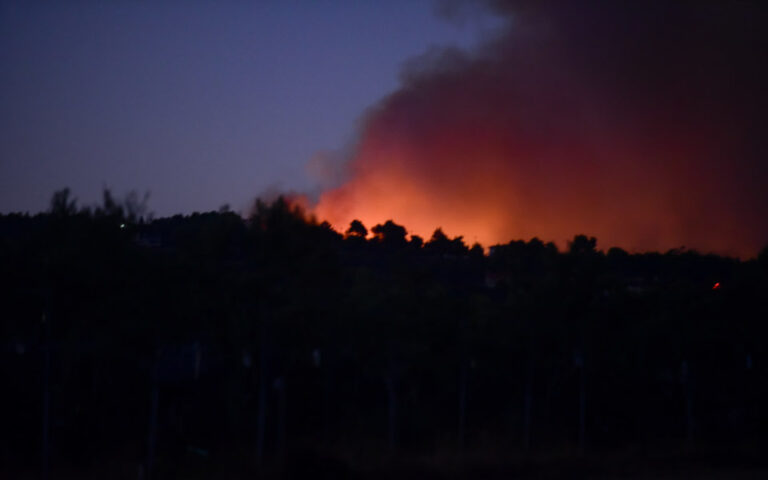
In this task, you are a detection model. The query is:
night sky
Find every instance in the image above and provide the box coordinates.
[2,1,767,257]
[1,1,494,214]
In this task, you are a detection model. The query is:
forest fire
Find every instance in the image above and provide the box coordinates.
[312,2,768,258]
[5,1,768,478]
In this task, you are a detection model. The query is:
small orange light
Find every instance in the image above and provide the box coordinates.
[712,282,721,290]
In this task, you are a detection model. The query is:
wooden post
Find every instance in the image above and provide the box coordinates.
[681,360,694,443]
[458,312,470,451]
[41,312,50,480]
[523,331,535,453]
[386,350,398,453]
[578,360,586,453]
[275,377,286,460]
[321,349,332,444]
[458,360,468,451]
[146,359,159,480]
[256,317,268,466]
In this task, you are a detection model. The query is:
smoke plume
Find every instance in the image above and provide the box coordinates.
[313,0,768,257]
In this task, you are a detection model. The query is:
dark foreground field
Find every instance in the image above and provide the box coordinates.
[2,194,767,479]
[8,446,768,480]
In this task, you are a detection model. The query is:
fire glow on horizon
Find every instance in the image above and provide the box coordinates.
[310,1,768,258]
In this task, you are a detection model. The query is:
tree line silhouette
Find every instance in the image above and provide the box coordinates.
[1,189,767,479]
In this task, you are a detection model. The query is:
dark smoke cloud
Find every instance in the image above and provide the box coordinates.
[315,0,768,257]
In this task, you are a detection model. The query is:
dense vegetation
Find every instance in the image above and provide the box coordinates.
[2,189,767,479]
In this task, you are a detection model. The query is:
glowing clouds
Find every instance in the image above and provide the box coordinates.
[313,2,768,257]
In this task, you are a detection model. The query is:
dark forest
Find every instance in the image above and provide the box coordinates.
[2,189,767,479]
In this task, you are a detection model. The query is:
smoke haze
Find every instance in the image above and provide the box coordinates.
[313,0,768,257]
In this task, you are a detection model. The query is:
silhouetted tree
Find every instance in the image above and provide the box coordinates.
[346,219,368,238]
[568,234,598,256]
[49,188,78,216]
[425,228,469,256]
[371,220,407,249]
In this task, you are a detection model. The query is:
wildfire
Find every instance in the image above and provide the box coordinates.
[308,2,767,258]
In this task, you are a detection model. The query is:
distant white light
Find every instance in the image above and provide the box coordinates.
[120,223,126,229]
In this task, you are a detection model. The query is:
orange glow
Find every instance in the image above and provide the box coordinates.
[309,3,767,258]
[311,118,761,256]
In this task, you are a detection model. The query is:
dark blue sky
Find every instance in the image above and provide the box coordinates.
[0,0,493,215]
